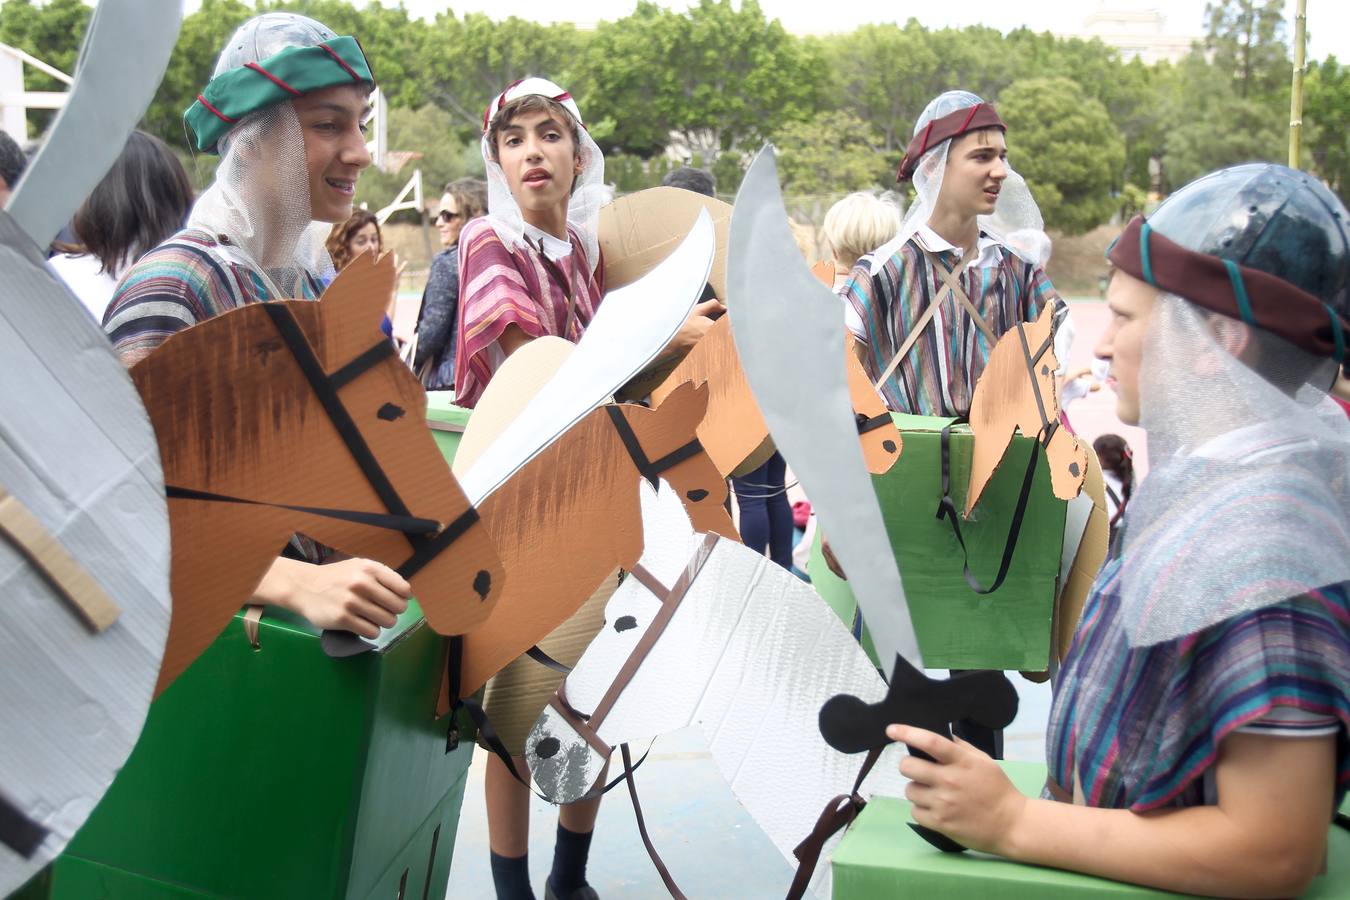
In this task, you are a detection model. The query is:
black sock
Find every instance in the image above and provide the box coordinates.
[548,822,594,896]
[490,850,535,900]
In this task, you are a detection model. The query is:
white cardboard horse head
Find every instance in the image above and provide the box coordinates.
[526,478,903,896]
[0,1,179,890]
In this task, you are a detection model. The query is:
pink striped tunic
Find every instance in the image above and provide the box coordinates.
[453,218,604,408]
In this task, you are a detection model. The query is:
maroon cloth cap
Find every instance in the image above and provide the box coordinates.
[896,103,1006,182]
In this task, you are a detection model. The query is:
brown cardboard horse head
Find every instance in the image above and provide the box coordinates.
[648,273,902,478]
[964,303,1089,517]
[132,252,504,695]
[449,339,737,701]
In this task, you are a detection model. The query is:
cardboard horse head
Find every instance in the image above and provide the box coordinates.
[964,302,1090,517]
[0,0,179,890]
[133,251,505,695]
[649,316,903,477]
[527,480,904,897]
[453,343,737,698]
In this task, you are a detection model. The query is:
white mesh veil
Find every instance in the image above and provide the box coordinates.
[1118,293,1350,646]
[187,13,340,296]
[480,77,605,272]
[866,90,1043,276]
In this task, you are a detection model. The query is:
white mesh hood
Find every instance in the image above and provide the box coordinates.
[1117,292,1350,646]
[867,90,1043,275]
[480,77,605,272]
[187,103,334,296]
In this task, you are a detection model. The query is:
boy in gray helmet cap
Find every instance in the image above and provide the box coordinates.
[102,14,408,644]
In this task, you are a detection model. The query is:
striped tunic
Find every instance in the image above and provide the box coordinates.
[453,218,603,408]
[102,227,327,564]
[103,228,322,365]
[842,231,1058,415]
[1047,556,1350,811]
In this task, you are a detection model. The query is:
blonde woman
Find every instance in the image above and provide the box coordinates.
[821,191,902,289]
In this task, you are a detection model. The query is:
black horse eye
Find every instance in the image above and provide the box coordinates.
[686,489,709,502]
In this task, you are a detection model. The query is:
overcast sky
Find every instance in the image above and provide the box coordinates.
[302,0,1348,61]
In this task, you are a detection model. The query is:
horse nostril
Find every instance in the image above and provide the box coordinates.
[1069,462,1081,477]
[536,737,560,759]
[1041,364,1050,377]
[615,615,638,633]
[473,570,491,600]
[686,489,709,502]
[882,439,897,454]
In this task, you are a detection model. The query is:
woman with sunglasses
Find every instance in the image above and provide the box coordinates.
[412,177,487,390]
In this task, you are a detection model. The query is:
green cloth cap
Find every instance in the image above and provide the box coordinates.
[184,35,374,154]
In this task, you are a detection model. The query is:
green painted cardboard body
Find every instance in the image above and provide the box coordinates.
[809,415,1067,671]
[21,401,477,900]
[833,762,1350,898]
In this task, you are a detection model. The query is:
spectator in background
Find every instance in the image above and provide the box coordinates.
[820,191,901,290]
[661,165,715,197]
[411,177,486,390]
[0,129,27,207]
[1092,433,1134,548]
[325,208,381,271]
[48,130,194,321]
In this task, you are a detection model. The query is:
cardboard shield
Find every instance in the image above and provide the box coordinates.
[0,0,179,889]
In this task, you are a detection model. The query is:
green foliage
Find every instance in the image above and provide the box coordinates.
[1,0,1323,232]
[772,111,888,195]
[1305,57,1350,200]
[1205,0,1289,101]
[999,77,1124,236]
[585,0,825,158]
[1159,50,1285,191]
[0,0,90,133]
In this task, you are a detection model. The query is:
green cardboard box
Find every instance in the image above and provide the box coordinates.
[833,762,1350,899]
[18,400,479,900]
[810,414,1068,672]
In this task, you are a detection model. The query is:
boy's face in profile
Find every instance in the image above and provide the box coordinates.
[941,129,1009,222]
[495,108,582,224]
[1097,270,1159,426]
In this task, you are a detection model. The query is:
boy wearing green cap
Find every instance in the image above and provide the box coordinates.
[103,13,409,642]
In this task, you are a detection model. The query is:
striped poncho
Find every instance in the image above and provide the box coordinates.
[1047,554,1350,811]
[103,228,323,365]
[453,218,603,408]
[842,229,1058,415]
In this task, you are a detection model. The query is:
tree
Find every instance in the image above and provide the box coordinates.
[1205,0,1289,102]
[0,0,91,134]
[416,12,590,145]
[1304,57,1350,201]
[141,0,254,149]
[998,77,1124,235]
[821,21,939,153]
[585,0,825,159]
[1158,50,1284,191]
[772,111,889,195]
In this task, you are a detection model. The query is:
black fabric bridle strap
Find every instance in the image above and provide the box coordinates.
[328,337,397,390]
[525,644,573,674]
[394,506,481,580]
[164,485,440,535]
[855,412,892,435]
[0,790,47,858]
[603,404,704,489]
[262,303,423,550]
[934,416,1043,596]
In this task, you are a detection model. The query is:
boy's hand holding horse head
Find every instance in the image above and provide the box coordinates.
[267,557,412,639]
[888,723,1028,856]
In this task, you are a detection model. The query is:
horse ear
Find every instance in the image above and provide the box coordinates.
[317,251,398,366]
[651,380,709,428]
